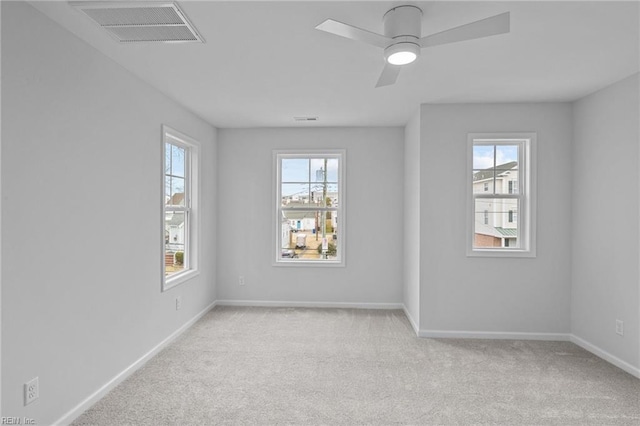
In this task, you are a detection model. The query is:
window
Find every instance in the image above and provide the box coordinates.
[163,126,199,290]
[467,133,536,257]
[274,150,345,265]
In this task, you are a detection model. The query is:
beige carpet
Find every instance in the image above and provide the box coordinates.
[73,306,640,425]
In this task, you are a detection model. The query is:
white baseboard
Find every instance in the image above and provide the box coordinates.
[53,300,217,426]
[418,329,570,341]
[417,330,640,378]
[215,299,403,310]
[401,305,419,336]
[570,334,640,379]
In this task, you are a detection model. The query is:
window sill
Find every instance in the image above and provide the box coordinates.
[467,249,536,258]
[273,260,345,267]
[163,269,199,291]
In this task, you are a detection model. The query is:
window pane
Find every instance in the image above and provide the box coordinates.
[474,198,518,248]
[310,158,338,183]
[171,144,185,177]
[326,158,339,182]
[280,210,339,260]
[494,169,520,195]
[281,183,310,206]
[165,211,186,276]
[473,145,494,169]
[165,143,172,174]
[495,145,518,170]
[164,175,171,204]
[473,144,519,195]
[282,158,309,182]
[473,170,494,193]
[169,176,185,206]
[309,184,339,207]
[326,183,339,206]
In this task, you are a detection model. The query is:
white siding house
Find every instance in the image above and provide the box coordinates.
[472,162,518,247]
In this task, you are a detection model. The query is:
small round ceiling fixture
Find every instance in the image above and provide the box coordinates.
[384,42,420,65]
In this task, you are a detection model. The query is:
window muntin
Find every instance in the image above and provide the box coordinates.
[275,151,344,265]
[163,126,199,289]
[468,134,535,257]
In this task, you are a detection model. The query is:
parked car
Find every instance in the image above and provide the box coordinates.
[281,249,298,258]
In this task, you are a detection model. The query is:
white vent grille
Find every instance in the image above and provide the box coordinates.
[294,117,319,122]
[70,2,204,43]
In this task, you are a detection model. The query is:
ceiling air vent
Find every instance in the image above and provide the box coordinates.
[70,2,204,43]
[294,117,319,122]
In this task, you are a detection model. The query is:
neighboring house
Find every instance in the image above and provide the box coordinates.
[282,191,338,207]
[281,199,338,236]
[283,210,317,233]
[473,162,518,247]
[280,212,291,249]
[165,212,185,252]
[165,192,186,253]
[167,192,185,206]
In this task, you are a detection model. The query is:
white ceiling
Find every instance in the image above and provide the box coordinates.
[30,1,639,128]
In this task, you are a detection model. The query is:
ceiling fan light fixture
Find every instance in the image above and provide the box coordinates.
[316,7,510,87]
[384,42,420,65]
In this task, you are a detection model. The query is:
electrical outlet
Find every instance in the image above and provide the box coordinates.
[616,319,624,336]
[176,296,182,311]
[24,377,39,406]
[239,276,245,286]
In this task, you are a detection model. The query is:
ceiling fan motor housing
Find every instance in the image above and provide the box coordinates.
[383,5,422,40]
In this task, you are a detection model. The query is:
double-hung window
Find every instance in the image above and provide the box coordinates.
[467,133,536,257]
[274,150,345,266]
[163,125,199,290]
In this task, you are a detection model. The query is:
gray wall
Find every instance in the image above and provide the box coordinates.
[572,73,639,370]
[419,103,573,334]
[217,128,404,305]
[403,111,421,331]
[1,3,217,423]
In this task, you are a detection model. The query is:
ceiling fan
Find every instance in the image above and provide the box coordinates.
[316,5,510,87]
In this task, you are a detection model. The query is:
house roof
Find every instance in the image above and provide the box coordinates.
[167,192,185,206]
[283,200,329,208]
[283,211,317,220]
[495,227,518,237]
[475,222,517,239]
[166,212,184,227]
[473,161,518,182]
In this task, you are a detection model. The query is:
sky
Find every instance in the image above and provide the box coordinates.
[473,145,518,170]
[281,158,339,197]
[282,158,339,182]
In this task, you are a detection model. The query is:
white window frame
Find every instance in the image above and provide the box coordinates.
[273,150,346,267]
[467,133,536,258]
[162,125,200,290]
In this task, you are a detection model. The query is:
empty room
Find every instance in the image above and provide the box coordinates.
[1,0,639,424]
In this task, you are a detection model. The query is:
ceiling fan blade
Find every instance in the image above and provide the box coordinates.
[375,63,402,88]
[316,19,391,49]
[420,12,510,48]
